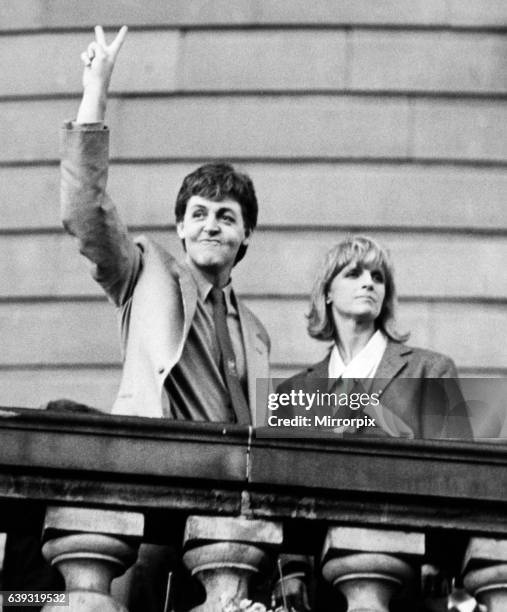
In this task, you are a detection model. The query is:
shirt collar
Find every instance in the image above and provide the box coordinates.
[222,284,238,315]
[185,263,237,315]
[328,330,388,379]
[186,263,213,300]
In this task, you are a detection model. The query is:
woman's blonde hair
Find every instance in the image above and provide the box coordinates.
[307,235,408,343]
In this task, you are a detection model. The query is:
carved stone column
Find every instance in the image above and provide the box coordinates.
[41,506,144,612]
[463,537,507,612]
[183,516,282,611]
[321,526,424,612]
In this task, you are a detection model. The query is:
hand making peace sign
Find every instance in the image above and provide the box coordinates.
[80,25,128,91]
[76,25,127,123]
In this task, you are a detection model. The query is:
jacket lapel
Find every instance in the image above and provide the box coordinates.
[236,300,269,426]
[371,340,412,395]
[306,355,331,380]
[177,264,198,342]
[362,340,414,437]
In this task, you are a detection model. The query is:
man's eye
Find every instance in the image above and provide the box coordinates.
[192,210,204,218]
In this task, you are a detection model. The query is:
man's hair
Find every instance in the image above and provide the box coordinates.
[307,235,409,343]
[175,162,258,265]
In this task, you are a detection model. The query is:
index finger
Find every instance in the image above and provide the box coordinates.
[110,25,128,56]
[94,25,107,47]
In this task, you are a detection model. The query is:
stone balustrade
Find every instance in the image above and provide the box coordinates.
[0,408,505,611]
[33,510,499,611]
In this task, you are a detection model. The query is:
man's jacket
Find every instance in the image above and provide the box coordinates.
[60,123,270,419]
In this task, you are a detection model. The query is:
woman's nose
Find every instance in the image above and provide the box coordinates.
[361,270,374,287]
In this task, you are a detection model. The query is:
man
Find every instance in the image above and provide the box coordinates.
[43,25,272,612]
[62,25,269,423]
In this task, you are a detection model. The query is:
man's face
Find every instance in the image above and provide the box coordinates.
[177,195,250,275]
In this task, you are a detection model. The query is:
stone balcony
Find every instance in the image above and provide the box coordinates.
[0,406,506,611]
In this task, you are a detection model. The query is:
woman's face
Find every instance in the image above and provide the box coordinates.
[327,260,386,325]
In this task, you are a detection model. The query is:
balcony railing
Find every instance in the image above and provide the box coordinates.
[0,406,506,611]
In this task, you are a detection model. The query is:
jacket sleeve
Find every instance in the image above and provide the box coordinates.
[423,355,473,440]
[60,122,141,307]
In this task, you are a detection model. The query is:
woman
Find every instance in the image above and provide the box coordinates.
[277,236,472,440]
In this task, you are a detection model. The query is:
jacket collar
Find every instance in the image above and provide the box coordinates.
[305,340,413,392]
[306,353,332,379]
[373,340,412,380]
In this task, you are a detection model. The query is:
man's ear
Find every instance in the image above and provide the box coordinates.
[242,228,252,246]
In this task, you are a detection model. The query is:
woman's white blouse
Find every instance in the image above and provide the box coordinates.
[328,330,388,380]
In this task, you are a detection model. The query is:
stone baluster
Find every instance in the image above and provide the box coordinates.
[321,526,424,612]
[463,536,507,612]
[41,506,144,612]
[183,515,282,611]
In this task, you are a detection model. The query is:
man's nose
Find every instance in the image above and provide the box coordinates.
[203,214,219,232]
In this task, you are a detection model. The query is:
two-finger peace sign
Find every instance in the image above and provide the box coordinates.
[81,25,128,68]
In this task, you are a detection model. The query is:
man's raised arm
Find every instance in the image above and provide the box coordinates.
[61,26,140,306]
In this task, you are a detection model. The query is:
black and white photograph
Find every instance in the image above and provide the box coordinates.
[0,2,506,611]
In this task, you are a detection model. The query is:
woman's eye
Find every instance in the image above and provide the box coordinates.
[192,210,204,219]
[372,271,385,283]
[222,215,235,223]
[346,269,360,277]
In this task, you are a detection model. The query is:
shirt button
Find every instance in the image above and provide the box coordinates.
[158,367,165,375]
